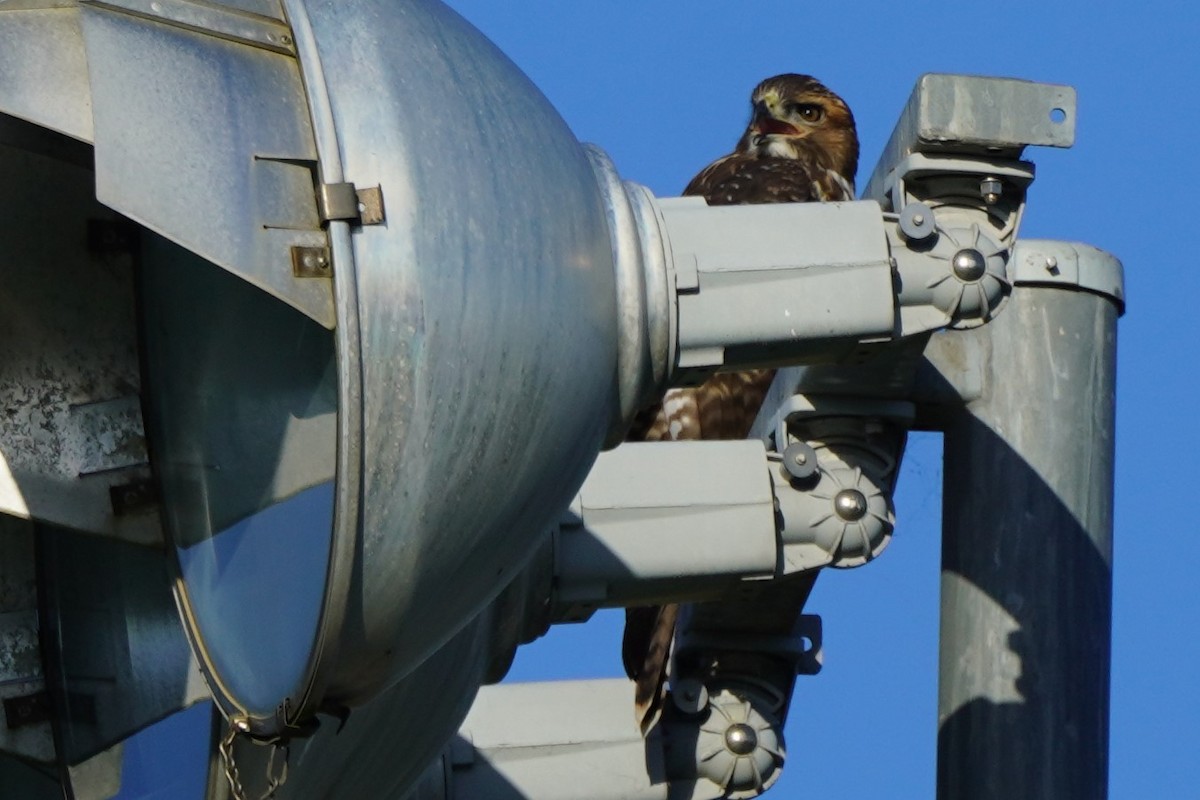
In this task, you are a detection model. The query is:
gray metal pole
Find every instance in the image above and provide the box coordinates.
[934,283,1117,799]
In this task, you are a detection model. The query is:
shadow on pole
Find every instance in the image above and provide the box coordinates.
[929,285,1117,800]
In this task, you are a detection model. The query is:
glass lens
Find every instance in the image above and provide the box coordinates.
[139,234,337,717]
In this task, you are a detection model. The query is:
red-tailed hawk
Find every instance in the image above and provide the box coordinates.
[622,73,859,735]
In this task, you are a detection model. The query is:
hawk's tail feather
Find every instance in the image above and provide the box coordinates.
[629,603,679,736]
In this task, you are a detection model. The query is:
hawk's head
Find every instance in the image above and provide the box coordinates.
[737,73,858,184]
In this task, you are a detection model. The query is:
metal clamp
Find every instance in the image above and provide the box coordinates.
[317,182,386,225]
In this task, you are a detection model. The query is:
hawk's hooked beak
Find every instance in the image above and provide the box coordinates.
[751,99,800,137]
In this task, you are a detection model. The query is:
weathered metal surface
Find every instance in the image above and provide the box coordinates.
[82,0,295,54]
[1011,239,1126,311]
[0,127,160,545]
[79,4,334,326]
[355,185,386,225]
[0,5,94,143]
[864,74,1076,201]
[660,198,896,375]
[0,518,53,765]
[278,0,618,716]
[936,283,1117,799]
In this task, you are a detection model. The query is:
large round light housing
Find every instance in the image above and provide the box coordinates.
[119,0,622,735]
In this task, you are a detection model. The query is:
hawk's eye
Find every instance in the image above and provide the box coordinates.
[792,103,825,123]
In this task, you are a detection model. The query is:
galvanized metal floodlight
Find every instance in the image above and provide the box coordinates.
[0,1,1121,798]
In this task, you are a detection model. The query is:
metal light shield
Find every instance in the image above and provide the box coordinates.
[1,0,620,736]
[288,0,619,719]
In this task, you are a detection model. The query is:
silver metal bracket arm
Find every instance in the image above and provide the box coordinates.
[586,147,1021,443]
[551,433,903,623]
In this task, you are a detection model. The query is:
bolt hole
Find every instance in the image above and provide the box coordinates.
[1049,107,1067,124]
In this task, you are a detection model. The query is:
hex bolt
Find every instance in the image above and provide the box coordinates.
[981,177,1003,204]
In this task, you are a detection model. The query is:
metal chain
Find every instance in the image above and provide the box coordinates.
[264,742,290,797]
[219,719,249,800]
[219,717,291,800]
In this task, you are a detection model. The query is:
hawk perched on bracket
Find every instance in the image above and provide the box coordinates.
[622,73,859,735]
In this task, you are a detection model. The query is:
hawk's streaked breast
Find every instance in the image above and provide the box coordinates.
[623,73,860,735]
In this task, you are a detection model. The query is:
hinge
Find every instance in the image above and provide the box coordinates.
[317,183,386,225]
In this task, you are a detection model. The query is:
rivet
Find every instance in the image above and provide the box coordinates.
[725,723,758,755]
[834,489,869,521]
[952,248,988,282]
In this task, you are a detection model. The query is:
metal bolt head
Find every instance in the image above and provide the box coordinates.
[292,246,332,278]
[724,723,758,755]
[781,442,819,481]
[833,489,868,521]
[301,252,329,269]
[980,177,1003,204]
[952,248,987,282]
[898,201,936,241]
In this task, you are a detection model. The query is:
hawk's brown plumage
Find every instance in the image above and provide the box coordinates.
[623,73,859,735]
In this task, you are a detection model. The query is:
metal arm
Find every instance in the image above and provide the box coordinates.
[552,433,899,621]
[590,125,1036,443]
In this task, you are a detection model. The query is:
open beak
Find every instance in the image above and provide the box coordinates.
[751,100,800,136]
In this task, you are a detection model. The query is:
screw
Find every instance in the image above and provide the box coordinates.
[793,452,808,465]
[911,213,925,226]
[1045,256,1059,274]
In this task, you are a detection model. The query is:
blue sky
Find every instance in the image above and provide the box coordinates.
[117,2,1196,798]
